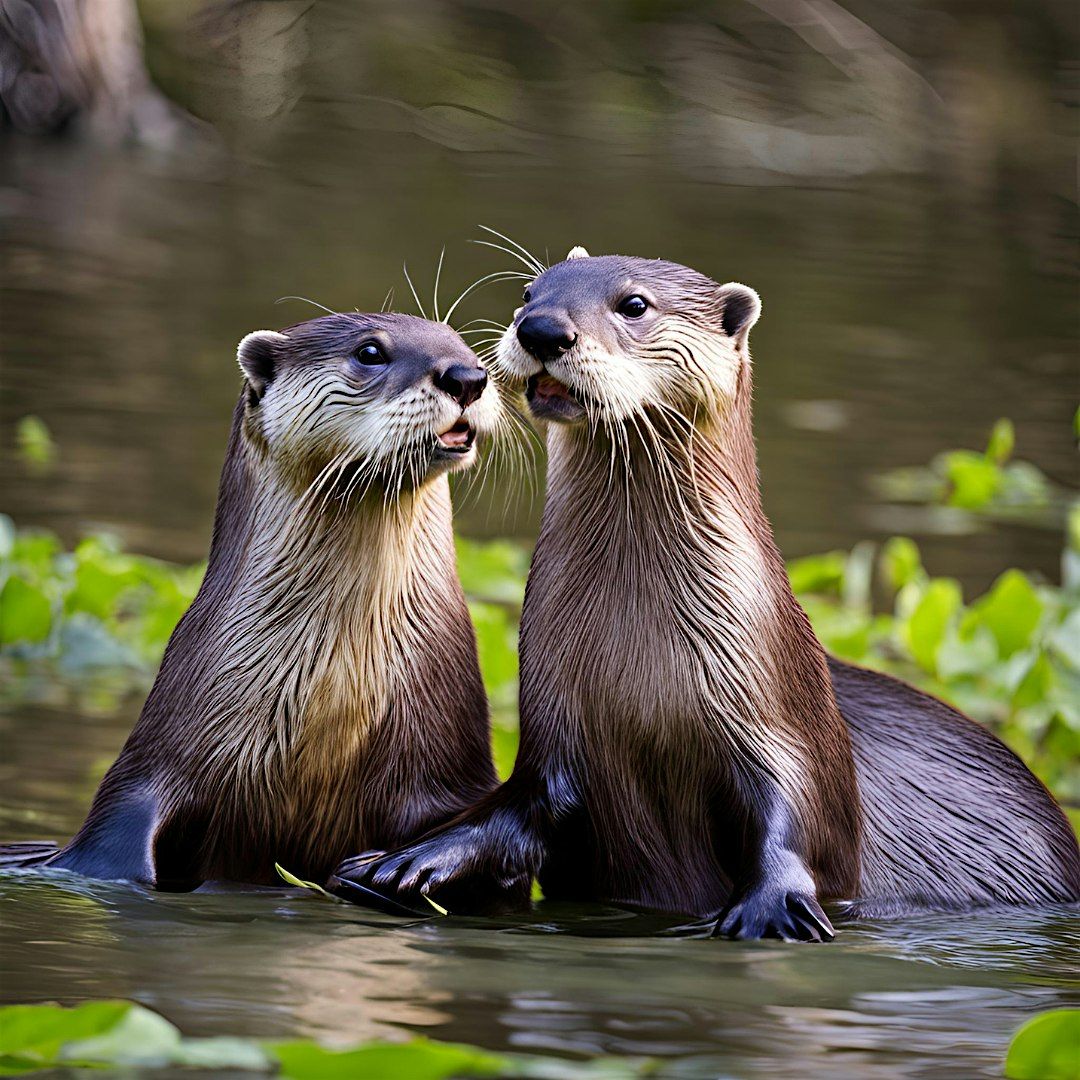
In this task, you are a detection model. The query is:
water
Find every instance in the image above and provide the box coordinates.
[1,1,1077,1075]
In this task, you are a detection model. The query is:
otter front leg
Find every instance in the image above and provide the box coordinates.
[713,794,834,943]
[329,768,575,914]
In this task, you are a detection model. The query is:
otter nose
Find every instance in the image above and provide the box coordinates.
[434,364,487,407]
[517,313,577,361]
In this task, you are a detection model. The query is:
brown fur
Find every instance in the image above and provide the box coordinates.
[333,253,1079,935]
[2,313,500,888]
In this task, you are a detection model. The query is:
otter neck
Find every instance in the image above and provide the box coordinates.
[193,404,462,762]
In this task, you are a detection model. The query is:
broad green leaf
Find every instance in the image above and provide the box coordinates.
[787,550,846,596]
[0,1001,131,1064]
[1004,1009,1080,1080]
[268,1037,508,1080]
[901,578,962,675]
[0,577,51,645]
[942,450,1001,509]
[969,570,1043,658]
[59,1004,180,1066]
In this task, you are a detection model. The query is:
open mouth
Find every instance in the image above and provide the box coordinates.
[525,373,587,422]
[526,374,577,405]
[436,417,476,453]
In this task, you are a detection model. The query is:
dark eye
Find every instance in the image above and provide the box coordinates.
[617,295,649,319]
[355,342,388,365]
[522,289,532,303]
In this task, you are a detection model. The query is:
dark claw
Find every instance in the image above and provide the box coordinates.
[325,874,435,917]
[712,889,834,943]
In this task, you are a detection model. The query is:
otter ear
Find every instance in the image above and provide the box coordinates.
[565,246,590,261]
[718,283,761,347]
[237,330,287,400]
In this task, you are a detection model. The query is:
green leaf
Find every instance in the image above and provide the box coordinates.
[787,550,846,596]
[1004,1009,1080,1080]
[0,1001,131,1066]
[14,416,56,469]
[942,450,1001,509]
[880,536,922,593]
[901,578,962,675]
[985,418,1014,465]
[0,577,52,645]
[969,570,1044,658]
[59,1003,181,1066]
[274,863,338,901]
[268,1037,508,1080]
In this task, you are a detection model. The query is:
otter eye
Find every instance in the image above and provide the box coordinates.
[522,289,532,303]
[617,295,649,319]
[355,342,388,365]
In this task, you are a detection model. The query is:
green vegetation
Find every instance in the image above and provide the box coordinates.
[0,1000,650,1077]
[874,417,1071,525]
[1,420,1077,806]
[1004,1009,1080,1080]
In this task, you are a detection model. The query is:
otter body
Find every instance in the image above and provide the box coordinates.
[334,253,1080,935]
[3,313,502,888]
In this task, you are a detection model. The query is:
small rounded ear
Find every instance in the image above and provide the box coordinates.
[237,330,287,400]
[717,283,761,346]
[565,246,590,261]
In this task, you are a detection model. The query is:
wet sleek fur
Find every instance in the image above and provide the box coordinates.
[332,252,1080,936]
[0,313,504,889]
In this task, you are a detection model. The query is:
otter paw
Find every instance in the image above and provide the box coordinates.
[714,889,834,943]
[327,828,530,915]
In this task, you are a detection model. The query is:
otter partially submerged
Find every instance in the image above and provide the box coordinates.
[2,313,503,890]
[332,252,1080,936]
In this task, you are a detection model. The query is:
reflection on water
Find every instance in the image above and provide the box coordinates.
[2,706,1079,1076]
[1,1,1077,1075]
[2,866,1077,1078]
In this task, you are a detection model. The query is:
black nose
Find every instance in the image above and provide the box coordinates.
[517,313,577,361]
[434,364,487,407]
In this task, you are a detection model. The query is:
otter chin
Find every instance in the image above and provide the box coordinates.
[333,249,1079,936]
[0,312,512,893]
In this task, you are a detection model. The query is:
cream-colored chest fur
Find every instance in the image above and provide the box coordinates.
[181,483,449,828]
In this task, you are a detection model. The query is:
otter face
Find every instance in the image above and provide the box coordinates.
[236,313,499,495]
[495,250,760,428]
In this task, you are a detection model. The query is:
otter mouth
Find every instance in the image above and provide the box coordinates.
[436,417,476,454]
[525,373,587,423]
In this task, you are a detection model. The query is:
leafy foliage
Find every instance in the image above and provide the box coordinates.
[0,1001,651,1077]
[1004,1009,1080,1080]
[873,417,1068,524]
[1,422,1077,801]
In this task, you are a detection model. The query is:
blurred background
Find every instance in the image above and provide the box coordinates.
[1,0,1076,589]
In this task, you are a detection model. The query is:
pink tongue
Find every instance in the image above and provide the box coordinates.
[535,375,571,400]
[440,426,470,447]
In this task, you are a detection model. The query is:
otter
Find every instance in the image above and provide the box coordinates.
[330,251,1080,937]
[1,312,507,894]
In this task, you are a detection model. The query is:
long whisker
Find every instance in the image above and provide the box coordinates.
[402,263,428,319]
[432,246,446,322]
[275,295,337,316]
[476,226,547,274]
[380,287,395,313]
[469,240,542,276]
[443,271,532,325]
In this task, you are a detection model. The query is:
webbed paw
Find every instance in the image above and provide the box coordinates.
[327,826,531,915]
[713,888,834,942]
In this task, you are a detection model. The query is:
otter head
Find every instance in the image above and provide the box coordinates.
[495,248,760,429]
[237,313,499,496]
